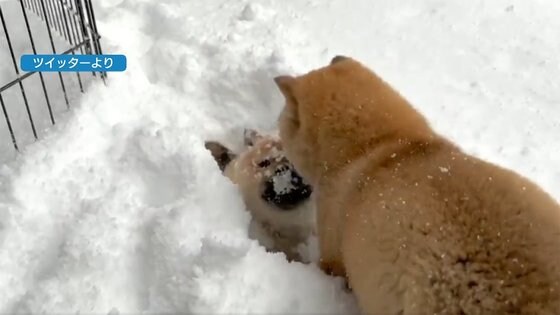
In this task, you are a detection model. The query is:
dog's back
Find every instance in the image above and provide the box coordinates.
[342,140,560,315]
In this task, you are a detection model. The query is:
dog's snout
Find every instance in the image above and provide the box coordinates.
[261,167,312,210]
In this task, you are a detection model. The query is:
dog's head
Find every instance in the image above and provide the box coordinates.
[274,55,433,183]
[205,129,312,211]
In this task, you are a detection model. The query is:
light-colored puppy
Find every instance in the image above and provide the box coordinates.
[205,129,316,263]
[274,56,560,315]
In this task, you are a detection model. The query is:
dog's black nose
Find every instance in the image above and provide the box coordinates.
[261,167,312,210]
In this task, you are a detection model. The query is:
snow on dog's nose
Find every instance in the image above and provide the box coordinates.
[261,164,312,210]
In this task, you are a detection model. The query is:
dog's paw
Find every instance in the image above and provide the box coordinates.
[319,259,346,277]
[342,278,352,292]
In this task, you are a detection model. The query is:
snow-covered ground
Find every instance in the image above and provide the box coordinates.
[1,0,559,313]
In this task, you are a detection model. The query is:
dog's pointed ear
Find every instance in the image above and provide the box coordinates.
[274,75,297,105]
[243,128,263,147]
[204,141,236,172]
[330,55,349,65]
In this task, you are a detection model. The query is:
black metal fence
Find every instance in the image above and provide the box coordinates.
[0,0,105,152]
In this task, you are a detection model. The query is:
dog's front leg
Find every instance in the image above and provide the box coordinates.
[317,223,351,291]
[316,193,347,278]
[318,233,346,277]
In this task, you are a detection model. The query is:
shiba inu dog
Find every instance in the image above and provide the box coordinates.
[274,56,560,314]
[205,129,316,262]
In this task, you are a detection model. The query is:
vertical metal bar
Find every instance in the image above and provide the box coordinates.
[66,1,80,47]
[52,0,65,40]
[85,0,102,55]
[75,0,90,55]
[64,0,79,48]
[36,0,43,17]
[44,0,55,31]
[0,3,19,151]
[46,0,61,35]
[0,6,39,139]
[68,0,87,88]
[63,0,73,38]
[59,0,83,93]
[71,0,85,57]
[48,0,59,35]
[53,0,66,40]
[27,0,35,15]
[66,1,78,42]
[0,93,19,151]
[53,0,68,41]
[84,0,105,81]
[30,0,38,16]
[35,0,45,20]
[69,0,85,56]
[66,0,84,56]
[70,3,85,74]
[29,0,38,16]
[83,0,94,50]
[22,0,32,14]
[39,0,70,109]
[75,0,95,77]
[19,0,56,125]
[59,1,73,44]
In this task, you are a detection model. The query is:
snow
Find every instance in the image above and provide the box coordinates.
[272,169,296,195]
[1,0,559,313]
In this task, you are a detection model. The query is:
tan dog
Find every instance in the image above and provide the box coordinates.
[205,129,316,263]
[274,56,560,315]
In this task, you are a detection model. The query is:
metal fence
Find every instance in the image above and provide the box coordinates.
[0,0,105,151]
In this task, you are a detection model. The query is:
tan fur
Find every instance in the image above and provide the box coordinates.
[206,132,315,262]
[275,56,560,314]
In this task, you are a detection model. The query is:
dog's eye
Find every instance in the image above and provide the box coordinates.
[257,159,271,168]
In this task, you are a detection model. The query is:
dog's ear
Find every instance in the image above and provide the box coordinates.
[243,128,263,147]
[204,141,237,172]
[274,75,297,105]
[330,55,349,65]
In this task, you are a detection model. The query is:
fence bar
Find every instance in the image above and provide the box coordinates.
[64,0,88,86]
[75,0,95,77]
[59,0,83,92]
[29,0,38,17]
[44,0,56,31]
[84,0,105,81]
[46,0,60,36]
[24,0,33,15]
[0,93,19,151]
[52,0,66,40]
[36,0,45,19]
[39,0,70,109]
[0,5,39,139]
[74,0,88,51]
[53,0,68,41]
[68,0,86,57]
[19,0,56,125]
